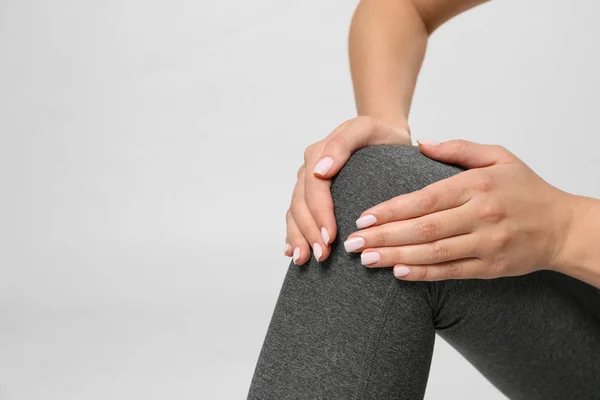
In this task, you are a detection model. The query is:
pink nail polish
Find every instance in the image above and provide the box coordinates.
[394,266,411,277]
[321,227,330,245]
[293,247,300,264]
[356,214,376,229]
[344,237,364,252]
[313,157,333,175]
[417,139,439,146]
[313,243,323,262]
[361,251,380,265]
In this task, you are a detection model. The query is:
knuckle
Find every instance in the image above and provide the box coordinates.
[447,262,463,279]
[455,139,468,154]
[302,147,311,161]
[430,241,449,262]
[491,144,506,153]
[342,116,357,125]
[303,143,317,161]
[491,144,515,161]
[416,221,437,241]
[296,165,305,180]
[373,230,387,247]
[474,175,493,193]
[393,246,404,261]
[490,230,510,251]
[417,190,436,213]
[478,202,504,223]
[417,267,429,280]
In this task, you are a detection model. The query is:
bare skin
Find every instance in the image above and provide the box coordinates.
[284,0,600,289]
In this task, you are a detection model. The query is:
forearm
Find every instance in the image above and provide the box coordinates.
[348,0,427,131]
[348,0,489,131]
[554,194,600,289]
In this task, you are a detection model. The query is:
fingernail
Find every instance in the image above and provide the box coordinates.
[285,242,291,255]
[361,251,380,265]
[313,243,323,262]
[417,139,439,146]
[344,237,364,252]
[313,157,333,175]
[321,227,330,245]
[394,266,411,277]
[356,214,376,229]
[293,247,300,264]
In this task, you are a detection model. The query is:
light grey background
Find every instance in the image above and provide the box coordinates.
[1,0,599,399]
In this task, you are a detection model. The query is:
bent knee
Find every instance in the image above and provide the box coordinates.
[330,144,464,230]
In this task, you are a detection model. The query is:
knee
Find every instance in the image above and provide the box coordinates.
[330,144,463,237]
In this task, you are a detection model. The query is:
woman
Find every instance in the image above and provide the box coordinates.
[247,0,600,398]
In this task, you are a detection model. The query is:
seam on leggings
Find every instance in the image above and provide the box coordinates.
[428,281,439,320]
[353,279,400,399]
[431,280,473,333]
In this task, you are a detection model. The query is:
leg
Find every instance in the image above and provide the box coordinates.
[247,144,464,399]
[247,144,600,399]
[434,269,600,399]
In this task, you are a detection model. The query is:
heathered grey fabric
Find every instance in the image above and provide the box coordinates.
[247,144,600,400]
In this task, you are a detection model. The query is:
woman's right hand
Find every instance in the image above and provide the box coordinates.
[284,116,413,265]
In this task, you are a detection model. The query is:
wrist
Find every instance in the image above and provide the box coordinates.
[549,193,596,280]
[357,112,410,136]
[548,192,579,273]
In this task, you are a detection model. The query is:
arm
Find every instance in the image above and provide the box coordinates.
[349,0,600,289]
[348,0,490,131]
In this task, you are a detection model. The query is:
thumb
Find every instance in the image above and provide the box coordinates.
[416,139,512,169]
[313,117,410,178]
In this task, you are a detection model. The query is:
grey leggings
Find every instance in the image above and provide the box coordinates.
[247,144,600,399]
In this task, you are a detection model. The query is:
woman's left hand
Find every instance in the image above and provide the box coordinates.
[343,139,575,281]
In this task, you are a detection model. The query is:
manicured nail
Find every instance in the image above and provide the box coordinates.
[356,214,376,229]
[417,139,439,146]
[313,157,334,175]
[293,247,300,264]
[313,243,323,262]
[361,251,380,265]
[394,266,411,277]
[344,237,364,252]
[285,242,291,255]
[320,227,330,245]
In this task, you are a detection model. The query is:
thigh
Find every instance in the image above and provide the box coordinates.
[434,270,600,400]
[247,144,466,399]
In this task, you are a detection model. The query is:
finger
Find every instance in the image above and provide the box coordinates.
[304,176,337,248]
[360,233,479,268]
[303,147,338,248]
[344,205,474,252]
[286,208,311,265]
[355,171,478,229]
[312,117,410,178]
[392,258,486,281]
[284,241,292,257]
[417,139,514,168]
[291,167,330,262]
